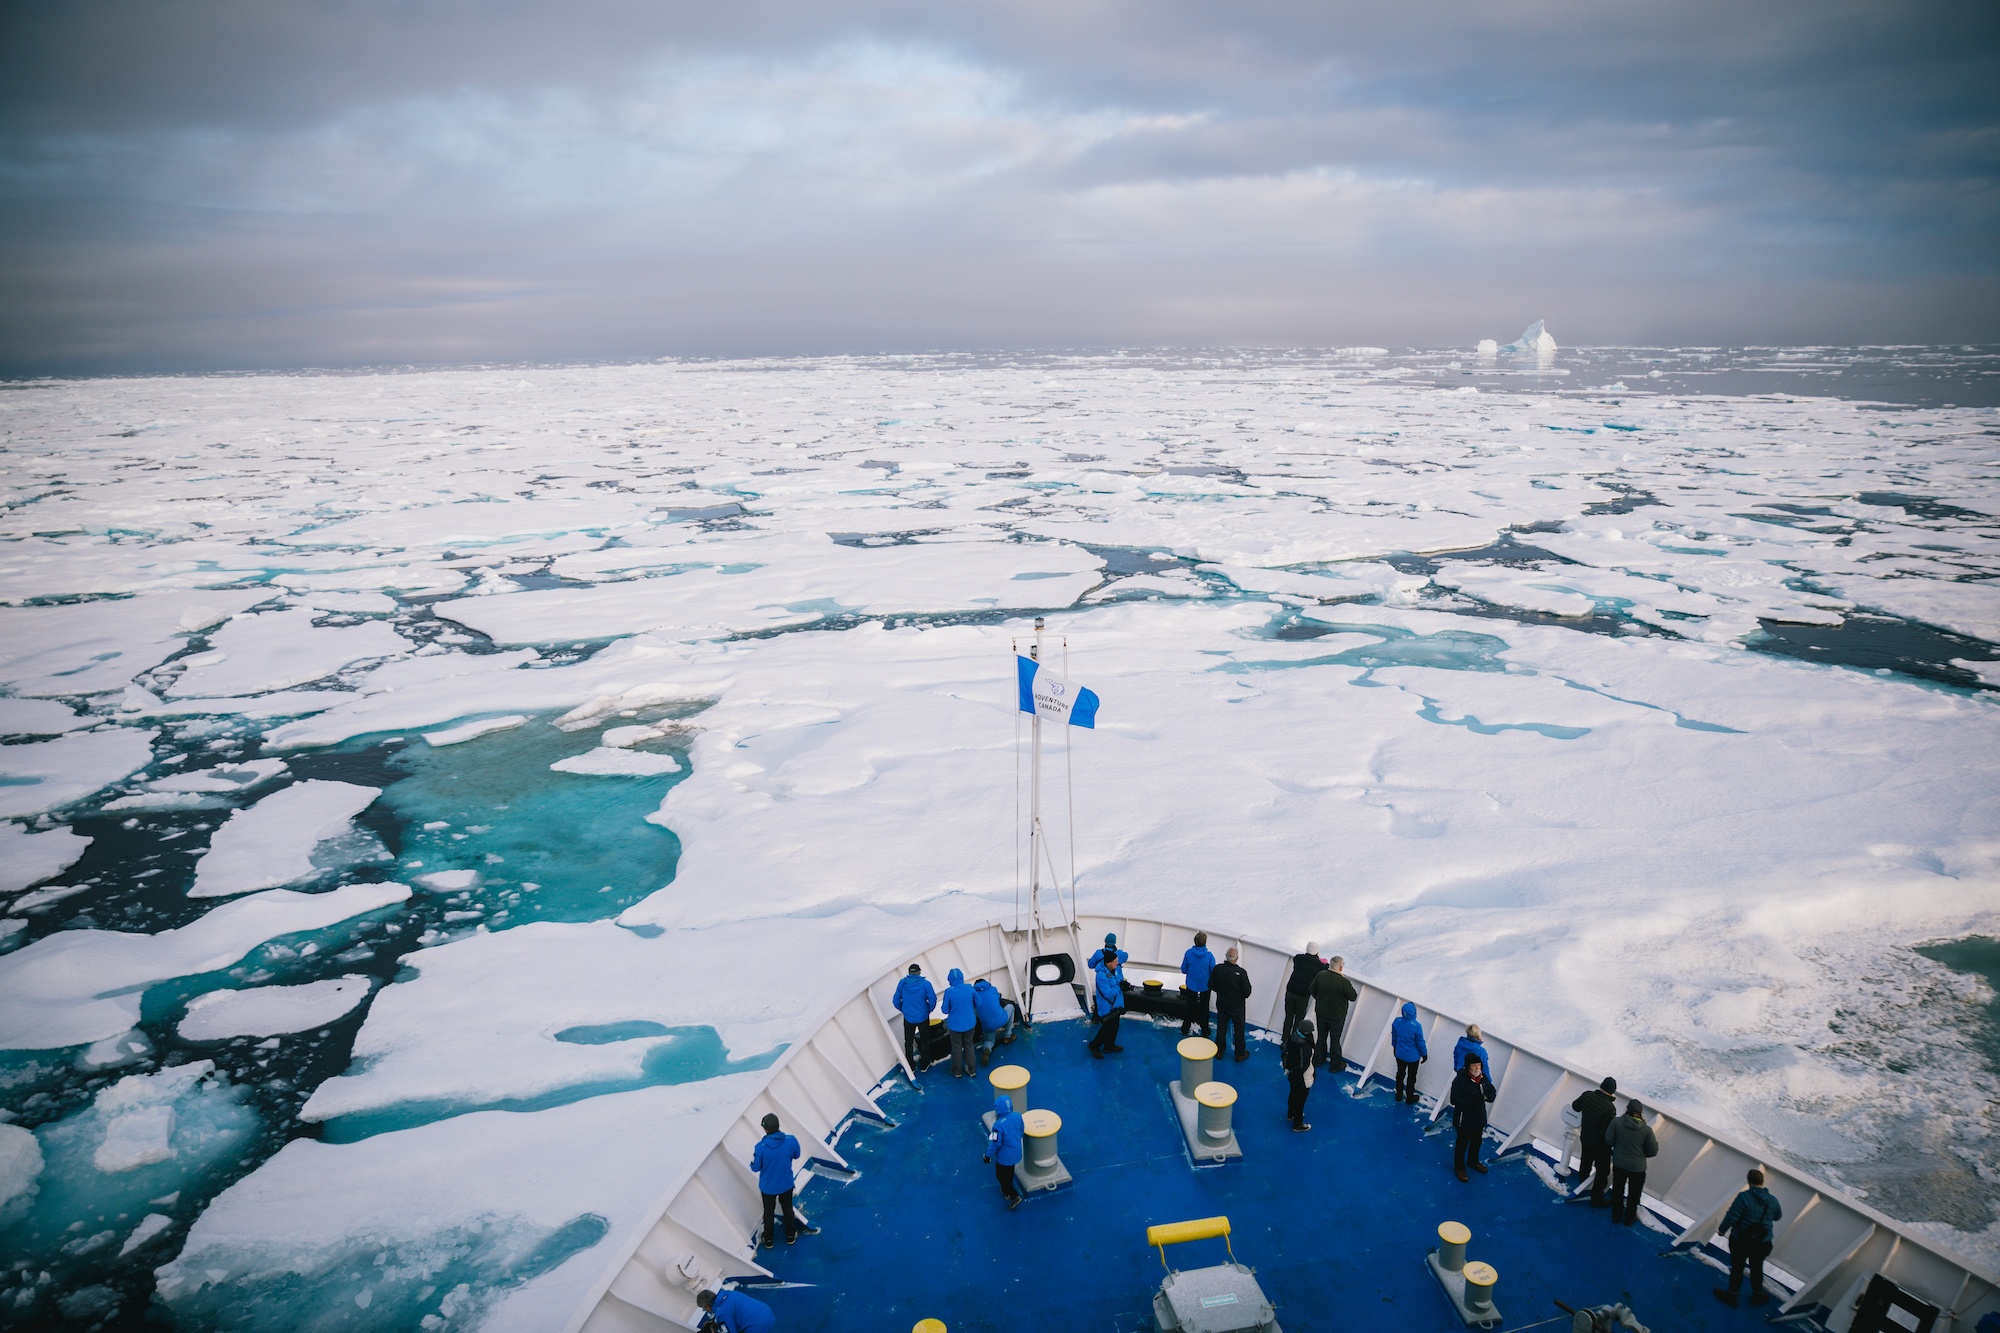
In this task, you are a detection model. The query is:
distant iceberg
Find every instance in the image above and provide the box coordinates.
[1476,339,1498,356]
[1502,320,1557,355]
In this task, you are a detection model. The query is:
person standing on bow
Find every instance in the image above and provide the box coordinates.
[1605,1099,1659,1225]
[1449,1055,1498,1181]
[1088,932,1127,973]
[1282,1017,1316,1131]
[1571,1077,1619,1207]
[941,968,978,1079]
[1452,1023,1490,1074]
[749,1113,817,1249]
[1209,946,1253,1062]
[983,1094,1025,1210]
[892,963,936,1072]
[1390,1002,1428,1103]
[1282,941,1325,1035]
[1087,951,1126,1057]
[1713,1168,1783,1308]
[1180,931,1216,1039]
[1309,956,1357,1072]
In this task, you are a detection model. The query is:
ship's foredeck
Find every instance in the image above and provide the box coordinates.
[757,1011,1760,1331]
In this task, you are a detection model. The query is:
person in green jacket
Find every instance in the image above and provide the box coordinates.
[1605,1100,1659,1226]
[1713,1168,1784,1307]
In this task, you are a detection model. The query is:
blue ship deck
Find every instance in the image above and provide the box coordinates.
[761,1011,1778,1332]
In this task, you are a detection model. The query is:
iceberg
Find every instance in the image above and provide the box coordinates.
[1502,319,1558,355]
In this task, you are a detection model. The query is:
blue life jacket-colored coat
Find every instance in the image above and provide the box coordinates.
[708,1288,776,1333]
[749,1131,800,1195]
[1181,945,1216,992]
[1391,1002,1428,1062]
[972,978,1010,1031]
[1087,946,1129,972]
[892,973,936,1024]
[941,968,978,1032]
[1720,1187,1783,1242]
[987,1095,1025,1166]
[1094,961,1125,1012]
[1452,1034,1491,1073]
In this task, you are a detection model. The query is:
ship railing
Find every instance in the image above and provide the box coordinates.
[560,913,2000,1333]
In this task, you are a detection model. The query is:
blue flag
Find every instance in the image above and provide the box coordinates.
[1017,656,1099,729]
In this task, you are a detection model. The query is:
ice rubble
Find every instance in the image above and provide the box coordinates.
[178,976,374,1041]
[188,780,381,898]
[0,821,92,894]
[0,883,410,1048]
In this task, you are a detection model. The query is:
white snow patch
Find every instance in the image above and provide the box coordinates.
[188,780,380,899]
[548,748,681,777]
[179,977,374,1041]
[423,715,529,746]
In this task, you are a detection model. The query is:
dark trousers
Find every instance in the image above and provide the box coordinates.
[1180,989,1211,1037]
[1286,1069,1311,1126]
[1089,1008,1123,1051]
[1454,1124,1481,1172]
[760,1190,801,1245]
[1313,1017,1344,1070]
[1726,1233,1772,1294]
[1577,1139,1612,1201]
[1216,1013,1248,1058]
[995,1160,1020,1202]
[1282,991,1309,1035]
[902,1018,927,1070]
[1395,1058,1421,1102]
[1610,1168,1646,1224]
[948,1027,975,1077]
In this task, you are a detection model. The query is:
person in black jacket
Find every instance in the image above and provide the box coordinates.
[1282,942,1325,1035]
[1209,947,1254,1062]
[1282,1019,1315,1131]
[1449,1056,1498,1181]
[1571,1077,1619,1206]
[1309,958,1358,1070]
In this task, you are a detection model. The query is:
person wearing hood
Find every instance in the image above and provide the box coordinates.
[941,967,979,1078]
[1452,1025,1490,1074]
[1088,932,1128,974]
[1087,952,1126,1057]
[1283,942,1325,1036]
[1390,1002,1428,1103]
[1605,1099,1659,1225]
[1309,956,1358,1071]
[697,1288,775,1333]
[1209,946,1253,1062]
[1714,1168,1784,1307]
[891,964,937,1072]
[983,1093,1025,1209]
[971,977,1017,1065]
[1179,931,1216,1039]
[1282,1018,1316,1130]
[1449,1056,1498,1181]
[749,1113,817,1249]
[1571,1077,1620,1206]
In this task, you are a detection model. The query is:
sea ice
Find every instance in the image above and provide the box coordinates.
[0,697,92,737]
[0,883,410,1048]
[187,780,381,898]
[118,1212,173,1257]
[178,976,374,1041]
[424,715,529,746]
[547,748,681,776]
[0,1121,43,1214]
[0,821,92,894]
[167,608,407,697]
[0,589,269,697]
[0,727,158,820]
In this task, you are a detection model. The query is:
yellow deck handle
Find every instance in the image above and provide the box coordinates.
[1147,1216,1235,1268]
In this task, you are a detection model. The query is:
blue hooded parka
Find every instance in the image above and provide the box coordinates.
[972,978,1010,1031]
[1452,1033,1491,1074]
[707,1288,776,1333]
[749,1130,801,1195]
[1094,959,1125,1013]
[987,1095,1025,1166]
[1181,943,1216,992]
[892,971,936,1024]
[1087,932,1128,972]
[942,968,978,1032]
[1390,1001,1428,1062]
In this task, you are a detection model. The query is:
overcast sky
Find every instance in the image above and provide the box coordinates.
[1,1,1995,374]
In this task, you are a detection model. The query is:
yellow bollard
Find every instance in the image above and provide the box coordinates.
[1194,1081,1236,1147]
[988,1064,1030,1113]
[1177,1037,1217,1092]
[1463,1262,1498,1316]
[913,1321,947,1333]
[1436,1221,1470,1273]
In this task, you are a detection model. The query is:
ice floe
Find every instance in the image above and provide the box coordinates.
[547,748,681,776]
[0,822,92,895]
[178,976,374,1041]
[0,726,158,819]
[187,780,381,898]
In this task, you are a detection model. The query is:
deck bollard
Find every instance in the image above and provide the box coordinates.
[1194,1082,1236,1147]
[1177,1037,1217,1092]
[1462,1262,1498,1318]
[1436,1220,1469,1272]
[988,1064,1030,1113]
[1018,1109,1073,1191]
[913,1321,946,1333]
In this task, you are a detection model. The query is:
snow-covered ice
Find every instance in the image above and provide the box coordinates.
[187,780,382,898]
[0,347,1996,1324]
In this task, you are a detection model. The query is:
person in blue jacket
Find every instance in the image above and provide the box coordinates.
[1087,953,1125,1057]
[1452,1024,1490,1075]
[748,1112,817,1248]
[697,1287,775,1333]
[983,1093,1025,1208]
[1088,932,1128,974]
[892,963,936,1072]
[1179,931,1216,1039]
[1391,1001,1428,1103]
[1713,1167,1784,1307]
[971,977,1017,1066]
[941,967,979,1078]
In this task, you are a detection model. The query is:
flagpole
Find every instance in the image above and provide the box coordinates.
[1028,616,1045,958]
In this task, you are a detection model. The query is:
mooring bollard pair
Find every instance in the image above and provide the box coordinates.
[1428,1219,1501,1327]
[985,1064,1071,1190]
[1167,1037,1241,1162]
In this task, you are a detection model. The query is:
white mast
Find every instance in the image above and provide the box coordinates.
[1027,615,1047,958]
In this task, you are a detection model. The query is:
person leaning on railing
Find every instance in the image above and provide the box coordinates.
[1571,1077,1620,1207]
[1713,1169,1784,1309]
[1605,1100,1660,1226]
